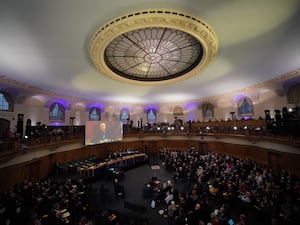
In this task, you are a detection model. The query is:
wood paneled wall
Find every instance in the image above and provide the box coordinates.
[0,139,299,192]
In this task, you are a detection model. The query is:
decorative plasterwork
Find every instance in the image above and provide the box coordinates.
[1,68,299,107]
[193,69,300,104]
[89,9,218,85]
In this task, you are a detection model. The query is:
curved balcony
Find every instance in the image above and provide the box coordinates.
[1,119,299,161]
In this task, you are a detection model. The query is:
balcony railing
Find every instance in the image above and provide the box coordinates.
[1,119,299,160]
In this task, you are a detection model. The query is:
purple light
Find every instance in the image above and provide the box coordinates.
[88,104,103,111]
[120,106,130,111]
[188,112,195,122]
[183,102,198,121]
[234,94,247,102]
[49,122,63,126]
[184,102,198,110]
[242,116,251,120]
[53,99,67,108]
[144,105,158,112]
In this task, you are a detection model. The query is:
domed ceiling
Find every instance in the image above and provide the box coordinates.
[0,0,300,105]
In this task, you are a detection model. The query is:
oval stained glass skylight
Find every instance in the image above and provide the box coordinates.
[104,27,203,82]
[89,9,218,85]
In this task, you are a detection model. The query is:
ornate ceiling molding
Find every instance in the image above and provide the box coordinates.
[1,68,299,107]
[195,68,300,103]
[89,9,218,85]
[0,75,90,104]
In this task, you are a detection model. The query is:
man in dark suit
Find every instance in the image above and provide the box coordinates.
[91,122,110,144]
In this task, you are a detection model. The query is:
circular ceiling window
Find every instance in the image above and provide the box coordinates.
[89,9,218,85]
[104,27,203,82]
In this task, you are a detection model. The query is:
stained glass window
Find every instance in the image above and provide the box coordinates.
[0,93,9,111]
[89,107,101,121]
[49,102,65,121]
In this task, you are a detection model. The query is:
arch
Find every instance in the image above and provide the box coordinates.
[22,96,44,106]
[49,102,65,122]
[147,108,157,123]
[120,108,130,123]
[237,97,254,117]
[173,106,183,117]
[287,83,300,105]
[202,103,214,120]
[0,92,14,112]
[89,107,101,121]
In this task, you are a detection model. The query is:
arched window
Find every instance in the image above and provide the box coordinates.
[147,108,156,122]
[120,108,130,123]
[238,97,254,117]
[202,103,214,120]
[0,92,13,111]
[49,102,65,121]
[173,106,183,117]
[89,107,101,121]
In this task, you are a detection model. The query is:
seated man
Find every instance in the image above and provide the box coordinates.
[114,179,125,198]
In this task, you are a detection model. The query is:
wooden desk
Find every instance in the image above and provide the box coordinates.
[78,153,147,177]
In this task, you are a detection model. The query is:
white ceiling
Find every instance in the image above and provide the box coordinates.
[1,0,300,106]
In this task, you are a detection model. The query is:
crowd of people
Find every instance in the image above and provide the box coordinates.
[0,148,147,225]
[0,177,91,225]
[0,148,299,225]
[0,176,148,225]
[155,149,299,225]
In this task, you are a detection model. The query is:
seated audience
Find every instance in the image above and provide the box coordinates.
[159,149,299,225]
[0,148,299,225]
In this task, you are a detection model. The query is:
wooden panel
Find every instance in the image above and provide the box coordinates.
[268,152,282,171]
[199,143,209,154]
[282,153,300,177]
[0,166,24,191]
[1,138,299,192]
[147,142,158,154]
[23,161,40,181]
